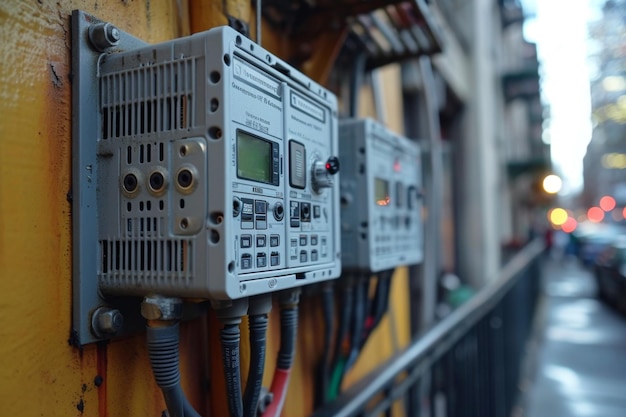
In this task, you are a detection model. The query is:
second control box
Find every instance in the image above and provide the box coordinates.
[339,118,423,273]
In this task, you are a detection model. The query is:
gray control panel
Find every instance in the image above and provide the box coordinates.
[339,118,423,272]
[95,25,341,300]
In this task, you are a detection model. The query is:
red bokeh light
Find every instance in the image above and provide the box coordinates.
[599,196,616,212]
[562,217,578,233]
[587,207,605,223]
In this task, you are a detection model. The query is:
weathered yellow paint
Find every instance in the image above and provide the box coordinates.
[0,2,413,416]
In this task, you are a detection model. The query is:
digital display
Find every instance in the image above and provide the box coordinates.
[237,131,272,184]
[375,178,390,206]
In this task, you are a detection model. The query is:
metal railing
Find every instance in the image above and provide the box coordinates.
[311,239,544,417]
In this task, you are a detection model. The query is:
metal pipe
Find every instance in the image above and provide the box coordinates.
[310,239,544,417]
[417,56,443,332]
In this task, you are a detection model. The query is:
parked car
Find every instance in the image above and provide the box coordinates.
[574,222,624,267]
[594,237,626,313]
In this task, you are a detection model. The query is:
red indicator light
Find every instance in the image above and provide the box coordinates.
[325,162,331,170]
[393,160,401,172]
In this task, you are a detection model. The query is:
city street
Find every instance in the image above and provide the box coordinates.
[523,258,626,417]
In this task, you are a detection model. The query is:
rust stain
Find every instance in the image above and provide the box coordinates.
[97,343,108,417]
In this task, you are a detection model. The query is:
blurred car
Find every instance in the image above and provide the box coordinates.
[573,222,624,267]
[594,236,626,313]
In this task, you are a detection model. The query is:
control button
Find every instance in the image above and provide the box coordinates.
[321,237,327,246]
[300,250,307,263]
[241,234,252,248]
[313,205,321,218]
[273,202,285,221]
[311,235,318,246]
[311,250,318,262]
[241,254,252,270]
[300,203,311,222]
[241,198,254,229]
[241,198,254,219]
[256,216,267,230]
[256,235,267,247]
[270,253,280,266]
[255,200,267,214]
[290,201,300,228]
[299,235,308,246]
[290,239,298,259]
[270,235,280,247]
[321,245,328,257]
[256,253,267,268]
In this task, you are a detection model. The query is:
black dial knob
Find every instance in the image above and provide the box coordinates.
[325,156,340,175]
[311,156,340,193]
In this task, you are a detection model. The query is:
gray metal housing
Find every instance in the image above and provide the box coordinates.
[339,119,423,272]
[95,25,341,300]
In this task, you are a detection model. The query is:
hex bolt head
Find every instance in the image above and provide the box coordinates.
[92,307,124,337]
[88,22,121,52]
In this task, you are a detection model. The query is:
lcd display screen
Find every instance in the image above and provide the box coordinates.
[374,178,390,206]
[237,131,272,184]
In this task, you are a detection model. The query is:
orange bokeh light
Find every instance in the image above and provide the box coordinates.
[588,207,605,223]
[599,195,616,211]
[562,217,578,233]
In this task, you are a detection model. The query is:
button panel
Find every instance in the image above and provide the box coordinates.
[236,196,286,273]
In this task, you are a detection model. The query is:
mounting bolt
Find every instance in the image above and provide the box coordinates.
[88,22,121,51]
[92,307,124,337]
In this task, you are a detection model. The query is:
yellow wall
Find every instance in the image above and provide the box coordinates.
[0,2,411,416]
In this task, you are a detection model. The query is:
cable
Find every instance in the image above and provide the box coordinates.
[261,289,301,417]
[327,281,354,400]
[243,313,269,417]
[143,296,201,417]
[360,269,394,350]
[221,323,244,417]
[348,52,367,118]
[316,283,335,406]
[345,275,366,372]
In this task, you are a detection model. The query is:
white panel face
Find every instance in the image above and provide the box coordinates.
[339,119,424,273]
[96,26,341,300]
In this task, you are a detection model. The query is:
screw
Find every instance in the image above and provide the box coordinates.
[89,22,121,52]
[92,307,124,337]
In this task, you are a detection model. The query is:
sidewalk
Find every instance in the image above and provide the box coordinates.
[522,258,626,417]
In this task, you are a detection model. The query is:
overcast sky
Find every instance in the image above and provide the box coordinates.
[521,0,602,195]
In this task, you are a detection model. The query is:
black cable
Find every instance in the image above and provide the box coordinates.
[349,52,367,117]
[332,282,353,368]
[316,283,335,406]
[221,323,243,417]
[345,277,366,372]
[328,281,354,399]
[379,270,393,324]
[243,314,268,417]
[277,304,298,370]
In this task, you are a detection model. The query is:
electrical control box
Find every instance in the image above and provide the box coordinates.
[339,119,423,273]
[91,25,341,300]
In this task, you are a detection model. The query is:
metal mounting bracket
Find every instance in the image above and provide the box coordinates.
[70,10,149,346]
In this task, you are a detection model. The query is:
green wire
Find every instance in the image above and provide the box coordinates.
[327,358,346,401]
